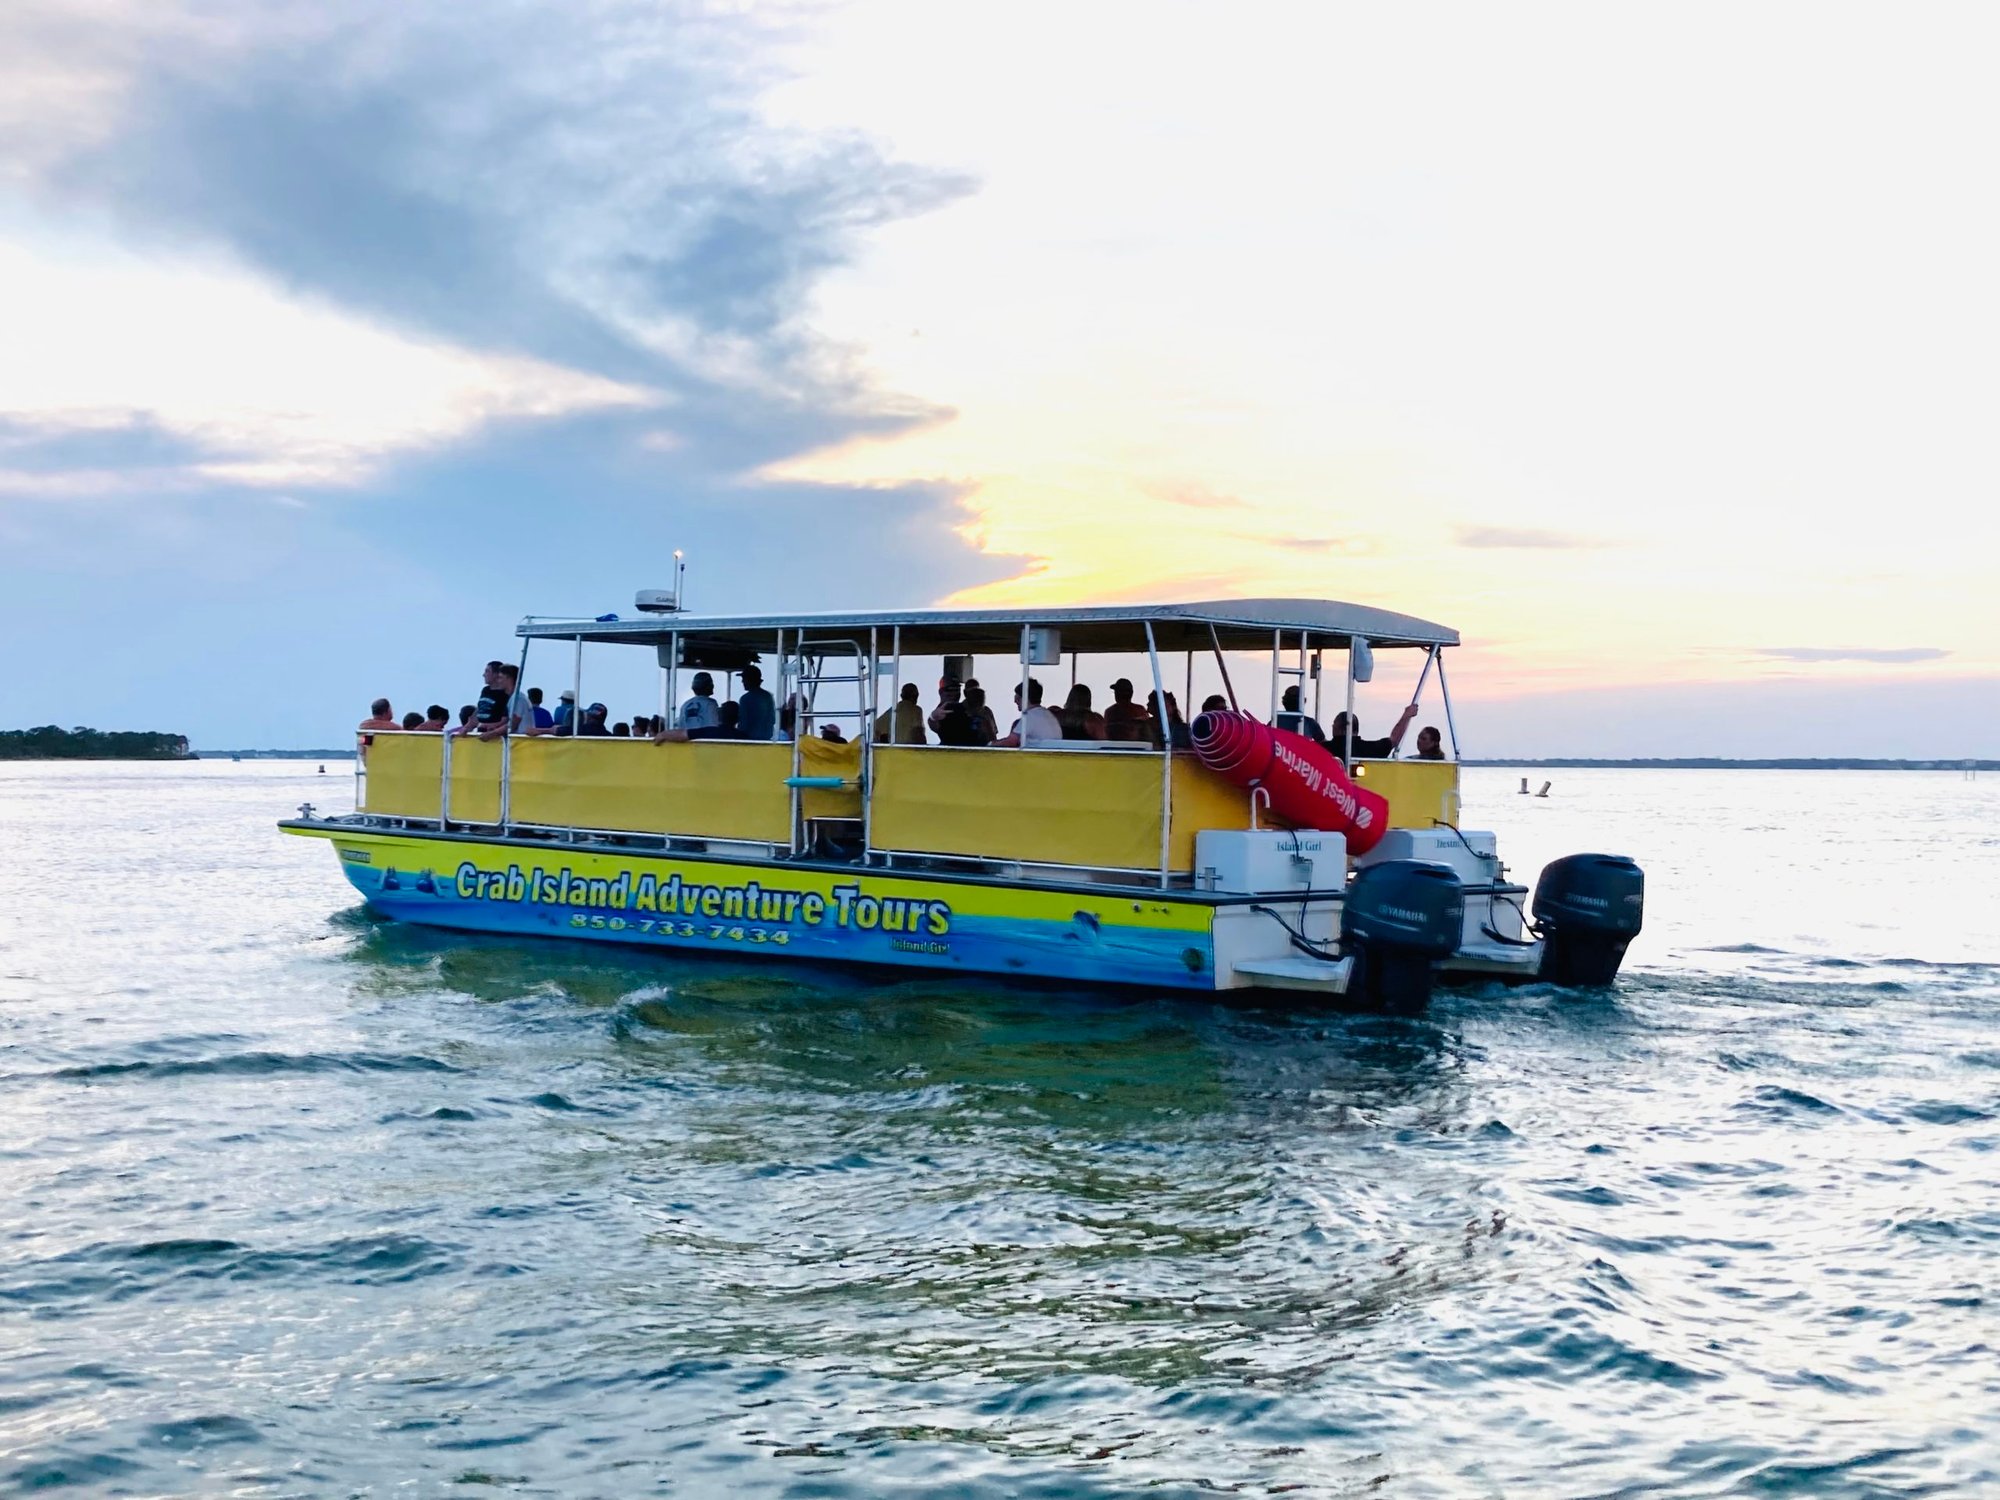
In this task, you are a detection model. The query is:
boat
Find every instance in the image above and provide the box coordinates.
[280,598,1644,1005]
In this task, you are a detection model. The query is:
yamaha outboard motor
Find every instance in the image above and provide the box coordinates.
[1533,853,1645,986]
[1341,860,1464,1010]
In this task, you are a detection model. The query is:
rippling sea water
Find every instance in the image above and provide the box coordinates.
[3,761,1996,1497]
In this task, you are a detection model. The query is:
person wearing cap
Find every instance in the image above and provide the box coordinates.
[1275,684,1327,744]
[736,664,776,741]
[678,672,720,732]
[550,689,576,733]
[1102,678,1152,742]
[575,702,610,737]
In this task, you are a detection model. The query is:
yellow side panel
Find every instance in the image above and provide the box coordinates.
[1166,754,1256,868]
[870,747,1165,870]
[797,735,863,820]
[1349,759,1461,829]
[447,736,504,825]
[361,733,443,818]
[510,738,792,842]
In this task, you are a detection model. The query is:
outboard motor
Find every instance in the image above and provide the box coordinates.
[1340,860,1464,1009]
[1533,853,1645,986]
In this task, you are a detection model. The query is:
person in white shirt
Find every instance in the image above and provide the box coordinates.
[995,678,1063,747]
[678,672,721,731]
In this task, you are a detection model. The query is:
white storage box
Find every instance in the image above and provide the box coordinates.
[1195,829,1346,894]
[1355,827,1498,884]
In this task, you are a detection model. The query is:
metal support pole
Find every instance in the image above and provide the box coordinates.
[501,636,529,829]
[1016,624,1032,748]
[785,628,802,854]
[891,625,903,732]
[1411,645,1438,709]
[863,626,879,856]
[1269,629,1281,722]
[1437,649,1462,759]
[1207,623,1238,710]
[571,636,583,735]
[438,724,452,830]
[1144,621,1171,888]
[667,631,680,729]
[1343,640,1357,763]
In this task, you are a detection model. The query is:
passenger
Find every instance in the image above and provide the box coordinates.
[1200,693,1228,714]
[965,685,998,744]
[873,682,928,744]
[934,685,979,746]
[1274,685,1327,743]
[736,665,777,741]
[819,723,848,744]
[498,668,532,744]
[358,698,398,733]
[927,677,962,737]
[1327,704,1419,761]
[678,672,721,732]
[1102,678,1151,741]
[1058,684,1107,741]
[526,687,555,730]
[552,690,576,732]
[995,678,1063,747]
[467,661,526,740]
[653,701,746,743]
[964,685,998,745]
[575,702,610,737]
[612,721,631,737]
[457,704,476,729]
[421,704,450,732]
[779,694,798,739]
[455,662,507,737]
[1146,692,1193,750]
[1415,725,1447,760]
[400,711,425,731]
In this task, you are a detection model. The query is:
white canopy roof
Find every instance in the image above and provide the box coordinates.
[516,598,1458,654]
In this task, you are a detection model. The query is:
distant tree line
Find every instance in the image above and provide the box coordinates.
[0,726,192,760]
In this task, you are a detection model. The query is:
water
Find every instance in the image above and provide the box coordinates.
[3,761,1997,1496]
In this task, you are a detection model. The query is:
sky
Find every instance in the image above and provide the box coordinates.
[2,0,1994,757]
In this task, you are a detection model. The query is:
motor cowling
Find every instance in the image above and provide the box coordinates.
[1533,853,1644,987]
[1340,860,1464,1009]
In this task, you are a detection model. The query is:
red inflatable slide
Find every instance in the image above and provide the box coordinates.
[1189,710,1390,855]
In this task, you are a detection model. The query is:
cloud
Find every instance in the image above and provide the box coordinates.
[1153,483,1252,511]
[1754,646,1952,664]
[1255,535,1380,555]
[1452,524,1611,550]
[0,0,979,506]
[8,3,970,405]
[0,243,657,494]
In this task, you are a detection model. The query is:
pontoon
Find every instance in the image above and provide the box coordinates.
[281,598,1643,1005]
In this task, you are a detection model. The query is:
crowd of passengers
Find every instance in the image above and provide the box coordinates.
[359,663,1449,761]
